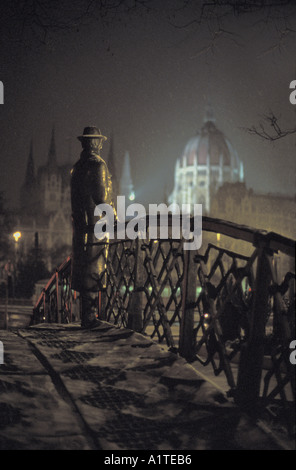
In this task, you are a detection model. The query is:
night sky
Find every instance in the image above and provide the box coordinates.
[0,0,295,210]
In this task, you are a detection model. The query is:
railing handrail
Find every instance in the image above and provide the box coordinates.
[203,216,295,256]
[105,214,295,255]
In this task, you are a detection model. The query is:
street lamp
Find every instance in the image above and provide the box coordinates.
[13,231,22,264]
[13,231,22,243]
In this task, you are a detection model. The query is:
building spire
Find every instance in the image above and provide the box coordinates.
[20,139,37,214]
[24,139,35,186]
[47,125,57,167]
[203,101,215,123]
[107,133,118,199]
[120,151,135,202]
[239,161,244,182]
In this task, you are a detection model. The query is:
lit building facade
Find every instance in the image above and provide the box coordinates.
[211,182,296,240]
[16,128,73,271]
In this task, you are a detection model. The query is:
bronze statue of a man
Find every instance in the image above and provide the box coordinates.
[71,126,114,328]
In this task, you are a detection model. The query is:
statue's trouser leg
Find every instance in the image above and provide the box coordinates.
[80,243,106,327]
[80,291,98,327]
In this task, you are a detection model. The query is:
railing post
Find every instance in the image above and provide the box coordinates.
[4,284,8,330]
[128,238,144,332]
[56,270,61,323]
[179,247,197,360]
[97,241,109,321]
[236,244,271,411]
[98,289,108,320]
[44,290,50,323]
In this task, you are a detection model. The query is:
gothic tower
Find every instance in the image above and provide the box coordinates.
[38,126,63,213]
[107,134,119,200]
[20,139,39,215]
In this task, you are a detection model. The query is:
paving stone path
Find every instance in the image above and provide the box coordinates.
[0,322,291,450]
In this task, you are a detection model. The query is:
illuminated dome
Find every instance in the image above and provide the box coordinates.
[169,108,244,214]
[182,120,239,167]
[180,108,240,169]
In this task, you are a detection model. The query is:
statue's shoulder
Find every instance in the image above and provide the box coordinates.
[90,158,111,180]
[75,151,109,176]
[87,153,107,168]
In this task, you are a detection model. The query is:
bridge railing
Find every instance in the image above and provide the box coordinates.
[32,216,295,431]
[33,255,78,325]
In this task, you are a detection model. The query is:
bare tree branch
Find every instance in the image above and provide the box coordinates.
[246,111,296,141]
[0,0,295,52]
[189,26,241,58]
[170,0,296,58]
[0,0,155,46]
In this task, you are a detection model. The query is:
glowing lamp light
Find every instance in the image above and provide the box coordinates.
[129,191,135,201]
[217,233,221,242]
[13,231,22,242]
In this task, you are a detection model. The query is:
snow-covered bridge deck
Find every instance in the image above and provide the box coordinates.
[0,321,290,451]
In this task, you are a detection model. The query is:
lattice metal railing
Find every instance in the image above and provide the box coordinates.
[32,216,295,432]
[100,238,136,328]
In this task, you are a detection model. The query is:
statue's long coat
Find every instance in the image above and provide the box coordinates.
[70,150,113,293]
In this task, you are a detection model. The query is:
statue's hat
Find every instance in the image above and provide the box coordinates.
[77,126,107,142]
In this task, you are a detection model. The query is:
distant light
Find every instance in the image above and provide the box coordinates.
[13,231,21,242]
[129,191,135,201]
[217,233,221,242]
